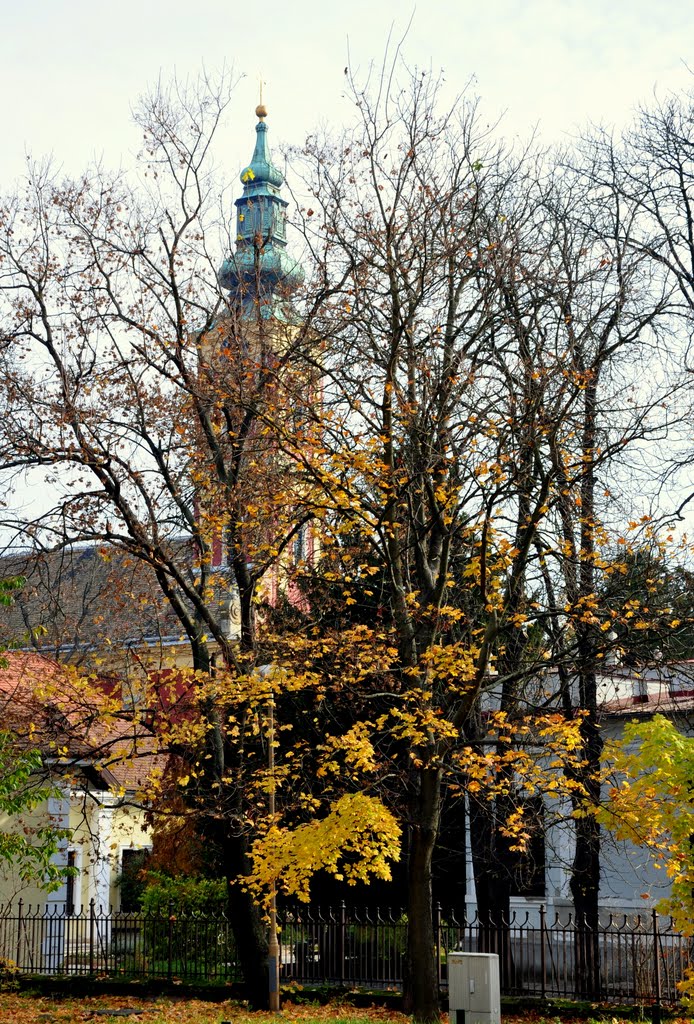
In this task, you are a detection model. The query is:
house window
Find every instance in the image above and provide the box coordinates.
[65,850,76,916]
[119,848,151,912]
[275,208,287,240]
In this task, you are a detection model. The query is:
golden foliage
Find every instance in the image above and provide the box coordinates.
[247,793,401,904]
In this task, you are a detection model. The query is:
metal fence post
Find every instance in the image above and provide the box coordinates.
[89,899,95,974]
[338,901,346,983]
[435,902,443,993]
[540,904,546,1000]
[15,899,23,970]
[167,900,174,983]
[652,909,662,1024]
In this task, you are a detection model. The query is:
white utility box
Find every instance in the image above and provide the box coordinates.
[448,952,501,1024]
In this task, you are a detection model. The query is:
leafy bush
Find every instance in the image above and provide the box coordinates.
[0,955,19,992]
[140,872,227,917]
[137,872,234,976]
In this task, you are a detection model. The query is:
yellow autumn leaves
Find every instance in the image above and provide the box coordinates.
[247,793,401,905]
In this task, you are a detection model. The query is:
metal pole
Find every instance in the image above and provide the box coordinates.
[268,690,280,1011]
[167,899,174,983]
[339,901,346,983]
[540,904,546,1000]
[652,908,662,1024]
[89,899,95,974]
[15,899,22,971]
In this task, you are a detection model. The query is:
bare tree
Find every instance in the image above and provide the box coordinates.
[579,90,694,520]
[0,71,322,1005]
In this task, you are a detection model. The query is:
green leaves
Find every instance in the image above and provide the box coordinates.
[601,715,694,931]
[0,576,25,607]
[0,732,71,891]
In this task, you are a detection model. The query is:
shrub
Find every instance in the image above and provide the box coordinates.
[140,872,227,917]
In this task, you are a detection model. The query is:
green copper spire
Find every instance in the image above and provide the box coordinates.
[219,105,303,318]
[240,104,284,192]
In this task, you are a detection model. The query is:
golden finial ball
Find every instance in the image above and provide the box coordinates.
[256,103,268,119]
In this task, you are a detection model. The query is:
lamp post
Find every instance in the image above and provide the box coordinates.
[258,663,281,1012]
[267,687,280,1011]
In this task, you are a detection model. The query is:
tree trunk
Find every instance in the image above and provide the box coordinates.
[570,812,601,998]
[569,376,602,998]
[222,830,270,1008]
[404,766,442,1023]
[569,699,602,999]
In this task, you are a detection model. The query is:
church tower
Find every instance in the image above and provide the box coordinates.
[219,104,303,319]
[204,105,311,603]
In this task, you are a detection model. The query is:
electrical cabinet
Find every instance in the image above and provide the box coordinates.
[447,952,501,1024]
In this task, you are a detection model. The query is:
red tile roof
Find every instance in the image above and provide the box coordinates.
[601,691,694,718]
[0,652,162,796]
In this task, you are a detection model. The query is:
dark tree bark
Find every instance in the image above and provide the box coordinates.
[404,767,442,1022]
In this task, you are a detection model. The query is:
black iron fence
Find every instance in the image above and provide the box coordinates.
[0,900,690,1004]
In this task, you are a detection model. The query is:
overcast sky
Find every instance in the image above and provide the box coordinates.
[1,0,693,189]
[0,0,692,530]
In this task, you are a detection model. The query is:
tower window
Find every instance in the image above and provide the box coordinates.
[293,525,306,563]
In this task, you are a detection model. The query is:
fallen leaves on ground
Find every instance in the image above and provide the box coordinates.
[0,995,413,1024]
[2,997,691,1024]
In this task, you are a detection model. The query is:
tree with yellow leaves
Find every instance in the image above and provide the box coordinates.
[275,52,682,1013]
[600,715,694,934]
[598,714,694,1006]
